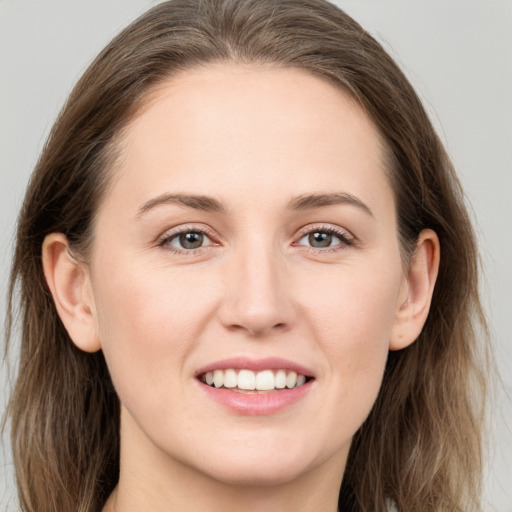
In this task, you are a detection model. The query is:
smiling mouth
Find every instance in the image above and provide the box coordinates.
[198,368,314,393]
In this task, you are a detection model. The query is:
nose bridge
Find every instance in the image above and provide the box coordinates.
[220,231,292,336]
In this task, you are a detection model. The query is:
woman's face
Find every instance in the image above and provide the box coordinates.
[87,64,409,486]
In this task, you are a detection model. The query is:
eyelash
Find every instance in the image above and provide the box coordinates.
[157,224,354,255]
[294,225,354,253]
[157,225,219,255]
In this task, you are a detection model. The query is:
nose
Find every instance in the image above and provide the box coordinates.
[218,242,295,337]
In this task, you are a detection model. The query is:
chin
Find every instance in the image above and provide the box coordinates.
[199,458,311,487]
[182,440,334,488]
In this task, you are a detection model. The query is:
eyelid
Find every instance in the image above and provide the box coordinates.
[155,222,354,255]
[293,224,355,251]
[157,224,220,253]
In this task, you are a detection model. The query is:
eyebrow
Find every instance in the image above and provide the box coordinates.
[136,193,226,218]
[287,192,374,217]
[136,191,373,218]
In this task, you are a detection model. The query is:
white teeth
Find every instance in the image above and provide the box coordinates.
[275,370,287,389]
[238,369,256,390]
[224,369,237,388]
[201,369,309,391]
[286,371,297,389]
[255,370,275,390]
[213,369,224,388]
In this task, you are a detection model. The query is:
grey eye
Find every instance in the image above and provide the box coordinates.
[307,231,334,248]
[297,229,351,249]
[170,231,210,250]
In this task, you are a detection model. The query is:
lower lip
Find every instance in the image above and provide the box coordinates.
[197,380,314,415]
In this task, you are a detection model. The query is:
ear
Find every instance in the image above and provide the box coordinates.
[390,229,440,351]
[42,233,101,353]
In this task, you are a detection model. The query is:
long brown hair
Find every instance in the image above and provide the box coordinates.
[5,0,488,510]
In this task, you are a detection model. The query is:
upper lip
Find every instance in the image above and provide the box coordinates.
[195,356,316,378]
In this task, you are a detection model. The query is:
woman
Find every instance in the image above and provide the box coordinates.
[4,0,488,510]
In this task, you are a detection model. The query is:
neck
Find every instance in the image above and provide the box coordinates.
[104,475,342,512]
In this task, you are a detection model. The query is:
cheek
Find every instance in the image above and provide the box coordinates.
[305,261,401,349]
[91,257,220,407]
[303,264,401,429]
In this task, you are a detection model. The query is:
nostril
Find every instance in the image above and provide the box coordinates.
[226,320,289,337]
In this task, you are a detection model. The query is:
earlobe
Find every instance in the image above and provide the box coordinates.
[389,229,440,351]
[42,233,101,353]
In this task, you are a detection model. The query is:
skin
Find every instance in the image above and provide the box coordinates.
[42,63,439,512]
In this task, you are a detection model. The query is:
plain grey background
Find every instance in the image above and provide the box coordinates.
[1,0,511,510]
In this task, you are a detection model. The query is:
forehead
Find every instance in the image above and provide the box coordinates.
[108,63,392,214]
